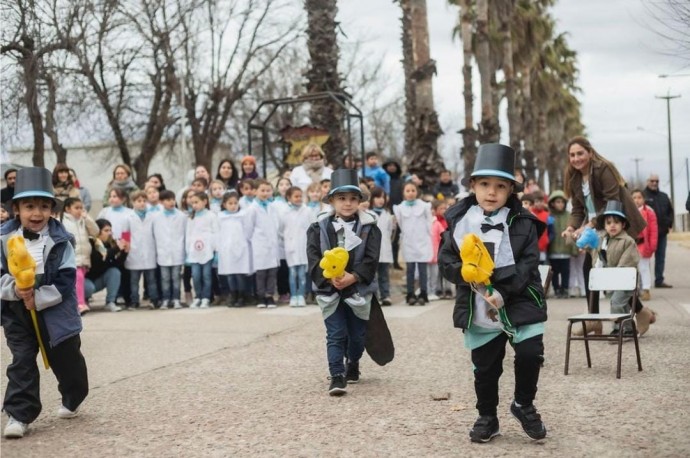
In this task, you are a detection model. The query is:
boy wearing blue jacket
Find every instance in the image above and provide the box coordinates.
[1,167,89,438]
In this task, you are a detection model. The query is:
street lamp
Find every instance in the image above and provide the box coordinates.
[655,92,680,228]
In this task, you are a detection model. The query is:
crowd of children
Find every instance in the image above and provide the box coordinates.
[1,141,669,441]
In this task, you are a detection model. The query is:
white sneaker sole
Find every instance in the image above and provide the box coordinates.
[328,387,347,396]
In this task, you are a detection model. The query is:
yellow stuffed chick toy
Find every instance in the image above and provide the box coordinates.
[319,247,350,279]
[7,234,37,290]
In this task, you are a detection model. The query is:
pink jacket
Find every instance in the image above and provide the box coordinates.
[430,216,448,263]
[637,204,658,258]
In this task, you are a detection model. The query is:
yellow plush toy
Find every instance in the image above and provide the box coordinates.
[320,247,350,279]
[7,234,37,289]
[7,234,50,369]
[460,233,499,321]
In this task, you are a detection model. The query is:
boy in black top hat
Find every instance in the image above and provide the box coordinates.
[307,169,383,396]
[439,144,548,442]
[1,167,89,438]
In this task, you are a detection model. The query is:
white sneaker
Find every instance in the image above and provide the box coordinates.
[267,303,277,309]
[105,302,122,312]
[4,415,28,438]
[200,298,210,308]
[297,295,306,307]
[57,405,80,419]
[172,300,183,309]
[190,299,201,308]
[256,302,267,308]
[159,300,170,310]
[428,294,440,301]
[289,296,298,306]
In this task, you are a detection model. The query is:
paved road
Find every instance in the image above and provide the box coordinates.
[2,241,690,457]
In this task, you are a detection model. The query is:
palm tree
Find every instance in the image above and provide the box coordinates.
[305,0,346,166]
[454,0,478,182]
[399,0,446,182]
[475,0,499,143]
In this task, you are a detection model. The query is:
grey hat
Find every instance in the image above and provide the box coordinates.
[324,169,363,203]
[596,200,629,229]
[461,143,523,191]
[13,167,56,205]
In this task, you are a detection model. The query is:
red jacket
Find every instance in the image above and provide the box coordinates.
[637,204,658,258]
[430,215,448,263]
[531,207,550,253]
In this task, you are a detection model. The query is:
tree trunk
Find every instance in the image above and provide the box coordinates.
[43,73,67,164]
[500,0,520,154]
[459,0,477,184]
[400,0,445,183]
[476,0,499,143]
[23,57,45,167]
[521,65,536,179]
[305,0,345,167]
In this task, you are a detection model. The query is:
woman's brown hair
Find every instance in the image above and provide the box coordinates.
[52,163,72,187]
[563,136,626,198]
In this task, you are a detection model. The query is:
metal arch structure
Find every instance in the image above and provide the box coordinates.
[247,91,365,177]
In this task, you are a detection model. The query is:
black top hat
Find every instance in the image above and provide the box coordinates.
[12,167,57,206]
[596,200,629,229]
[325,169,363,202]
[461,143,523,191]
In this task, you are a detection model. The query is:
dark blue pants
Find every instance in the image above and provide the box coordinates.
[324,302,368,376]
[654,233,668,286]
[406,262,427,295]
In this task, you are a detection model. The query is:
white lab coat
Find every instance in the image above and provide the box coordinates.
[393,200,433,263]
[97,206,133,240]
[376,210,395,264]
[124,212,157,270]
[216,210,253,275]
[280,204,312,267]
[248,201,280,270]
[272,198,290,260]
[185,210,219,264]
[152,209,187,266]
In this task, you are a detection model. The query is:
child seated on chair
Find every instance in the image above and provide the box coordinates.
[594,201,640,337]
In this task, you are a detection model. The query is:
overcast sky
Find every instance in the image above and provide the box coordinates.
[340,0,690,211]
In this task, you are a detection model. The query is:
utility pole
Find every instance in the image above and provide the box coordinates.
[655,92,680,225]
[632,157,643,185]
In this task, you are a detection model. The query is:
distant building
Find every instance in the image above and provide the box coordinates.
[7,140,233,213]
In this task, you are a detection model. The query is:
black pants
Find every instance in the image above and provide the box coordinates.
[471,333,544,416]
[583,251,600,313]
[549,258,570,291]
[277,259,289,296]
[1,302,89,424]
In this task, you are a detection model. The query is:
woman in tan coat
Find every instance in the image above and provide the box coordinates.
[561,136,649,334]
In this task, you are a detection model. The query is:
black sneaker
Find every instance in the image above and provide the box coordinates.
[406,294,417,305]
[417,293,428,306]
[510,402,547,440]
[345,361,360,384]
[469,415,500,443]
[328,375,347,396]
[381,297,392,306]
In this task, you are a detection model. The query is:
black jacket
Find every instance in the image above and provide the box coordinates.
[86,239,127,280]
[643,187,674,235]
[432,181,460,199]
[382,159,404,206]
[439,194,547,329]
[307,212,381,299]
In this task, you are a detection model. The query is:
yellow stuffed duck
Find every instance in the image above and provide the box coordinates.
[320,247,350,279]
[460,233,499,321]
[7,234,37,289]
[7,234,50,368]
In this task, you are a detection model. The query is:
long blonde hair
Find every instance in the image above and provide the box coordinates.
[563,136,626,198]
